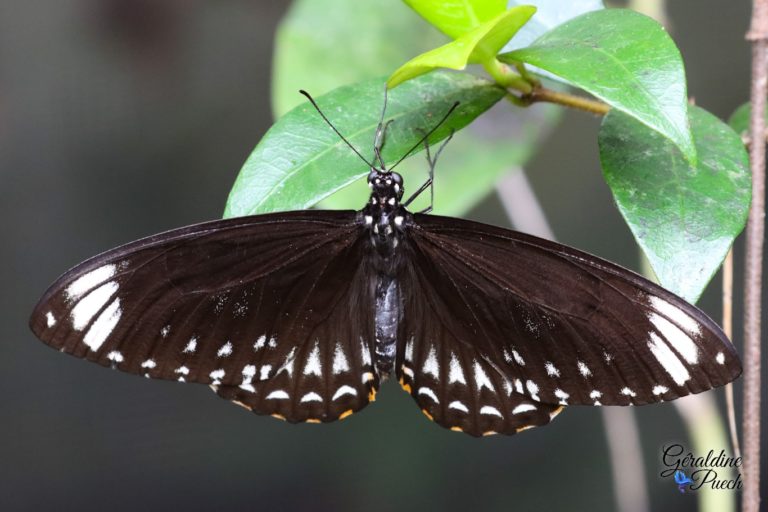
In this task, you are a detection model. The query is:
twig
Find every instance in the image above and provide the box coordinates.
[722,249,742,460]
[742,0,768,509]
[513,87,610,116]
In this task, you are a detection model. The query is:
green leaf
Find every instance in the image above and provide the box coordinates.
[501,9,696,163]
[321,102,561,215]
[599,106,751,302]
[727,101,768,137]
[272,0,445,117]
[403,0,507,38]
[387,5,536,88]
[224,72,505,218]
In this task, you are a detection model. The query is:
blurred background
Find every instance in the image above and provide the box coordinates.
[1,0,764,511]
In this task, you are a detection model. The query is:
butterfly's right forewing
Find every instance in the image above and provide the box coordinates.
[30,210,381,423]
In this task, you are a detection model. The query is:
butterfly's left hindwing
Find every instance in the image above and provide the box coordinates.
[30,210,380,423]
[405,214,741,409]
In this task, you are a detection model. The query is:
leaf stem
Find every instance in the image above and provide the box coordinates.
[518,86,611,115]
[742,0,768,509]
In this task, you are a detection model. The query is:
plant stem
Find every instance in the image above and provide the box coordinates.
[742,0,768,509]
[516,86,610,116]
[722,249,742,460]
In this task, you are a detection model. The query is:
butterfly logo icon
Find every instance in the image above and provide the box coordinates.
[674,470,694,493]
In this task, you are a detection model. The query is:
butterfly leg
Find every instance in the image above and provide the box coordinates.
[403,129,454,213]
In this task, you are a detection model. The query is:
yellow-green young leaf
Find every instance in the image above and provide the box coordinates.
[404,0,507,38]
[388,5,536,88]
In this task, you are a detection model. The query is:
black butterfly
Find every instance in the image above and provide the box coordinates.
[29,91,741,437]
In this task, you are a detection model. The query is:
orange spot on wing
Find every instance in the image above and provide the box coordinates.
[516,424,535,433]
[549,405,565,419]
[306,419,321,424]
[368,388,377,402]
[271,414,286,421]
[399,378,412,394]
[339,409,354,420]
[231,400,252,411]
[450,426,463,432]
[482,431,497,437]
[421,409,434,421]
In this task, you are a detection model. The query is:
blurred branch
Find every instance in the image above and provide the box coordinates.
[742,0,768,509]
[497,170,649,512]
[722,249,741,460]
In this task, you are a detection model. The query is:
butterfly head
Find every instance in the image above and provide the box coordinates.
[367,169,404,208]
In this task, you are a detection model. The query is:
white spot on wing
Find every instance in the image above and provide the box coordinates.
[514,379,524,394]
[652,385,668,395]
[512,350,525,366]
[590,390,602,400]
[82,298,122,351]
[46,311,56,327]
[332,385,357,400]
[360,338,372,366]
[448,401,469,413]
[332,343,350,374]
[209,368,225,385]
[276,348,297,377]
[545,361,560,377]
[715,352,725,365]
[417,387,439,403]
[649,296,702,336]
[66,264,116,300]
[405,337,414,362]
[253,335,266,351]
[183,338,198,354]
[71,281,119,331]
[525,380,540,401]
[648,332,691,385]
[160,325,170,338]
[175,366,190,376]
[649,313,699,364]
[259,365,272,380]
[577,360,592,378]
[240,365,256,392]
[422,346,440,378]
[554,389,569,404]
[512,403,537,415]
[266,390,289,400]
[303,342,322,376]
[449,353,466,384]
[217,341,233,358]
[141,359,156,369]
[300,392,322,403]
[480,406,503,418]
[362,372,374,383]
[107,351,123,363]
[473,361,495,392]
[621,387,637,398]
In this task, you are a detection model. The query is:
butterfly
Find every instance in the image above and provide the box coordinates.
[674,469,695,493]
[29,90,741,437]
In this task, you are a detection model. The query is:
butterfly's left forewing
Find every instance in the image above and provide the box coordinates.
[404,214,740,409]
[30,210,380,423]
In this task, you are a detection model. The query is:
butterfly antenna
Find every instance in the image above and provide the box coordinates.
[389,101,460,171]
[373,85,390,169]
[299,90,376,169]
